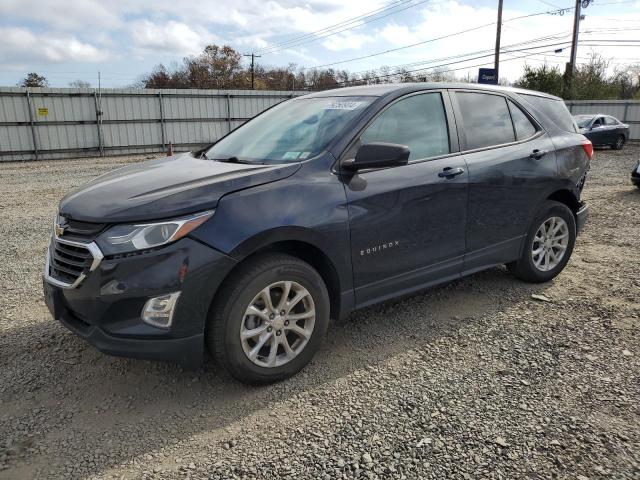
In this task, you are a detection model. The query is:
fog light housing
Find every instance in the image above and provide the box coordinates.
[141,292,181,329]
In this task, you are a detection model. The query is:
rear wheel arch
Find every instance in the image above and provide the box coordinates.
[547,189,580,214]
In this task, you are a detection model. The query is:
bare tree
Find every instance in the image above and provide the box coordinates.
[19,72,49,88]
[68,80,91,88]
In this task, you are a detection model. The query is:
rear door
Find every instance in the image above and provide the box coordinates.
[342,90,468,306]
[450,90,558,273]
[603,116,621,144]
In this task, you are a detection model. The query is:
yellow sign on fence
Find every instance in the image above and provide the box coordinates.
[37,107,49,116]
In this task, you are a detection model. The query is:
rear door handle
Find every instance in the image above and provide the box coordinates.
[530,149,548,160]
[438,167,465,179]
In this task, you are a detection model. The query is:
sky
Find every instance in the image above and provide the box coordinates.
[0,0,639,88]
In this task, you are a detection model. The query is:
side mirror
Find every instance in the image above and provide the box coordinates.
[343,142,410,171]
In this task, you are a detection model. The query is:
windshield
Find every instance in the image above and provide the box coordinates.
[574,115,594,128]
[206,96,373,164]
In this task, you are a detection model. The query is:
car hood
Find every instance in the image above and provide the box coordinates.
[59,153,301,223]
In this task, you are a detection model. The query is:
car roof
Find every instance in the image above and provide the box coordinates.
[303,82,563,101]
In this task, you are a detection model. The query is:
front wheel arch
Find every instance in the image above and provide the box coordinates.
[208,238,344,331]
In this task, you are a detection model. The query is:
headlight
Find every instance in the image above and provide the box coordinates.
[97,210,214,255]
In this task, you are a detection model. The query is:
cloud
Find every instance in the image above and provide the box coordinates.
[0,27,109,64]
[322,31,374,51]
[0,0,121,30]
[129,20,217,56]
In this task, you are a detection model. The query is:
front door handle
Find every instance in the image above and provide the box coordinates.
[438,167,465,179]
[530,149,548,160]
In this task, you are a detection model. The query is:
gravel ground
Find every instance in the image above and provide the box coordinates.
[0,147,639,480]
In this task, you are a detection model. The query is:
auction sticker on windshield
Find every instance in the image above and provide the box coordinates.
[324,101,365,110]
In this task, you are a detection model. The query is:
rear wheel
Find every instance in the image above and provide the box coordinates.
[612,134,625,150]
[207,253,330,384]
[507,201,576,283]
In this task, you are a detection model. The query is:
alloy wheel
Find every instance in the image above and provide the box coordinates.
[240,280,316,368]
[531,216,569,272]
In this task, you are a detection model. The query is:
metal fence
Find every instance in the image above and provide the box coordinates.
[1,88,638,162]
[0,87,306,162]
[566,100,640,141]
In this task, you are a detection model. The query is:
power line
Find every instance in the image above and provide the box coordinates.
[344,30,574,76]
[255,0,417,53]
[300,21,497,71]
[297,6,576,72]
[257,0,436,55]
[326,38,637,87]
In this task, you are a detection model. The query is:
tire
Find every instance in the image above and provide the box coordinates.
[207,253,330,384]
[507,200,576,283]
[612,134,625,150]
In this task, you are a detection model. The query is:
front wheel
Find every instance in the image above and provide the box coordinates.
[612,134,625,150]
[207,253,330,384]
[507,201,576,283]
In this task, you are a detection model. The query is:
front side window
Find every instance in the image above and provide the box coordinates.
[359,93,450,161]
[508,100,537,140]
[456,92,515,150]
[206,96,374,164]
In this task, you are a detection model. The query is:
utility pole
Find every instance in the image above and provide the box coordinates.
[568,0,582,77]
[494,0,504,83]
[565,0,592,96]
[243,53,261,89]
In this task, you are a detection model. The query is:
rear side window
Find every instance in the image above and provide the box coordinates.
[456,92,515,150]
[520,94,577,133]
[508,100,537,140]
[360,92,450,160]
[604,116,619,126]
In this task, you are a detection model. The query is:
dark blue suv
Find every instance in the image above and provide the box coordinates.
[43,83,591,384]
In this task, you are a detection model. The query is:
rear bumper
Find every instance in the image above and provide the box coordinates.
[576,202,589,234]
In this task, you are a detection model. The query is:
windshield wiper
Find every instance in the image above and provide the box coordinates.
[213,156,263,165]
[199,151,209,160]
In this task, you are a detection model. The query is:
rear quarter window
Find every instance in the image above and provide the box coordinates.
[520,94,577,133]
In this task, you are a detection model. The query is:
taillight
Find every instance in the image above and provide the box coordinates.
[581,139,593,160]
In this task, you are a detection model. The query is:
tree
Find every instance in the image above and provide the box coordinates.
[514,64,564,97]
[569,53,618,100]
[19,72,49,88]
[68,80,91,88]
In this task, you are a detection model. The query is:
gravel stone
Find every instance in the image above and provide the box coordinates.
[0,147,639,479]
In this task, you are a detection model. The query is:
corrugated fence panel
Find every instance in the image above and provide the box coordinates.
[9,89,639,162]
[0,87,305,161]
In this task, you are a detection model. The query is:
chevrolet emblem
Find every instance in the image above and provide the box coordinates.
[55,222,66,237]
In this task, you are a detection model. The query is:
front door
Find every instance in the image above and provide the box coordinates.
[342,91,468,307]
[590,116,607,145]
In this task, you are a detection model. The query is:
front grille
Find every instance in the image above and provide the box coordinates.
[58,217,105,242]
[48,240,93,285]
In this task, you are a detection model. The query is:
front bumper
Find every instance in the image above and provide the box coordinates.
[576,202,589,234]
[43,237,236,366]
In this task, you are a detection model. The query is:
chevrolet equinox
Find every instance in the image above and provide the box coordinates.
[43,83,591,384]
